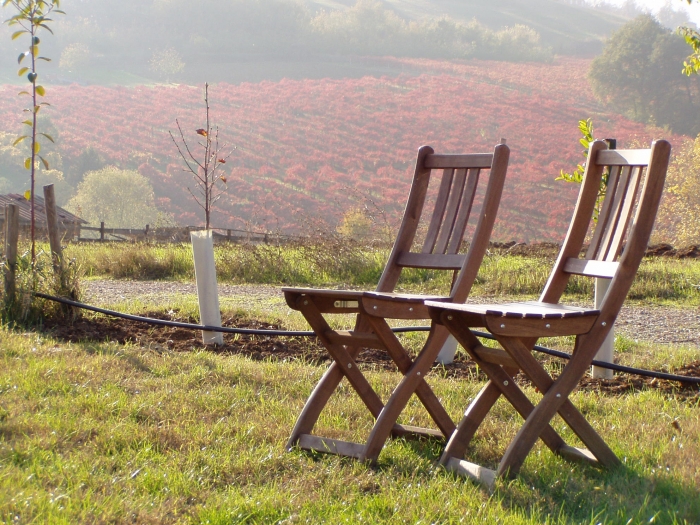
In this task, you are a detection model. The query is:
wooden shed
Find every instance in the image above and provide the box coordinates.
[0,193,87,240]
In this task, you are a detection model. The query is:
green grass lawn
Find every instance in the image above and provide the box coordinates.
[1,241,698,523]
[0,326,698,524]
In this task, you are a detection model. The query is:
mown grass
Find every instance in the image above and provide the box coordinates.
[0,329,698,524]
[64,241,700,306]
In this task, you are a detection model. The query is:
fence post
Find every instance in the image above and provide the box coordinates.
[100,222,105,242]
[43,184,63,273]
[144,224,149,240]
[4,204,19,298]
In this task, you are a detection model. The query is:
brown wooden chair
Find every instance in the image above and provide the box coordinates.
[283,142,510,462]
[425,139,671,487]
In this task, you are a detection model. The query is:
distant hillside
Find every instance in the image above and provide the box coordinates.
[0,0,636,86]
[308,0,634,55]
[0,57,676,242]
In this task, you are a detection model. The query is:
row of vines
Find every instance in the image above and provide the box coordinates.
[0,57,676,242]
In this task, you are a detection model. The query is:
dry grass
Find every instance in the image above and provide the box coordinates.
[63,241,700,306]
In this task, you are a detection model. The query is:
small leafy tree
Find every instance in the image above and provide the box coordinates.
[556,118,610,220]
[66,167,164,228]
[3,0,64,262]
[169,83,233,229]
[677,0,700,75]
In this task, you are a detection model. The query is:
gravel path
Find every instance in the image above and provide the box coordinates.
[83,280,700,346]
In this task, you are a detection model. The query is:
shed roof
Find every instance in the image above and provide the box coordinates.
[0,194,87,225]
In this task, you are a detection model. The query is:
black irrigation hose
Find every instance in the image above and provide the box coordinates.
[34,292,430,337]
[35,292,700,385]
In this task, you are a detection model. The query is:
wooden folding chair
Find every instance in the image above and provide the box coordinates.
[283,142,510,462]
[425,139,671,487]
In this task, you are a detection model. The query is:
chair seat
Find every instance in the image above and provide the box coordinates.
[284,288,447,316]
[427,300,599,319]
[425,300,600,337]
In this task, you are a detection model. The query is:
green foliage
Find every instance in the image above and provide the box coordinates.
[555,119,609,220]
[653,133,700,246]
[58,41,90,71]
[589,14,700,136]
[556,118,594,185]
[62,145,106,186]
[66,167,164,228]
[46,0,552,73]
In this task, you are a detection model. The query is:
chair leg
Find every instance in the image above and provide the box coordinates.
[287,360,353,450]
[361,332,447,462]
[367,319,457,438]
[495,336,620,476]
[287,299,388,452]
[440,380,501,464]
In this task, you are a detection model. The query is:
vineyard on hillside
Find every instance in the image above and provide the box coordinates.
[0,57,676,242]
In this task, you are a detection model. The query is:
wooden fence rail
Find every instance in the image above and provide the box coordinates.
[75,224,299,244]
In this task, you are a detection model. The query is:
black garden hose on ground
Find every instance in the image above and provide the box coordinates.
[34,292,700,385]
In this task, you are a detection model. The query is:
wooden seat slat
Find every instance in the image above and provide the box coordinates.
[586,165,621,260]
[606,165,643,261]
[448,169,481,254]
[598,165,633,260]
[422,168,454,253]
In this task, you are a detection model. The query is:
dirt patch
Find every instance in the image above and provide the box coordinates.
[43,312,700,402]
[646,243,700,259]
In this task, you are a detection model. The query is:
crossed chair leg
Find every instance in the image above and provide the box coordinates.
[286,294,457,463]
[438,323,620,488]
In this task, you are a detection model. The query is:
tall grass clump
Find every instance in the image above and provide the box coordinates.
[66,240,700,304]
[81,243,193,280]
[214,235,388,285]
[1,244,82,327]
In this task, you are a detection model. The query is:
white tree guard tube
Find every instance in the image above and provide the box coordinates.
[592,277,614,379]
[436,334,458,364]
[191,230,224,345]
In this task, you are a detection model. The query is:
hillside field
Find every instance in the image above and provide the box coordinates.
[0,57,678,241]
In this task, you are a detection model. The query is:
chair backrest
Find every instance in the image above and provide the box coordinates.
[541,139,671,320]
[375,143,510,303]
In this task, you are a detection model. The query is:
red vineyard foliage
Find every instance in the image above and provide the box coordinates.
[0,57,678,241]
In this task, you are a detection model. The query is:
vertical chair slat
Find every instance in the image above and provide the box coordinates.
[422,168,454,253]
[447,168,481,255]
[434,168,468,254]
[597,165,632,260]
[586,165,621,260]
[606,165,644,261]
